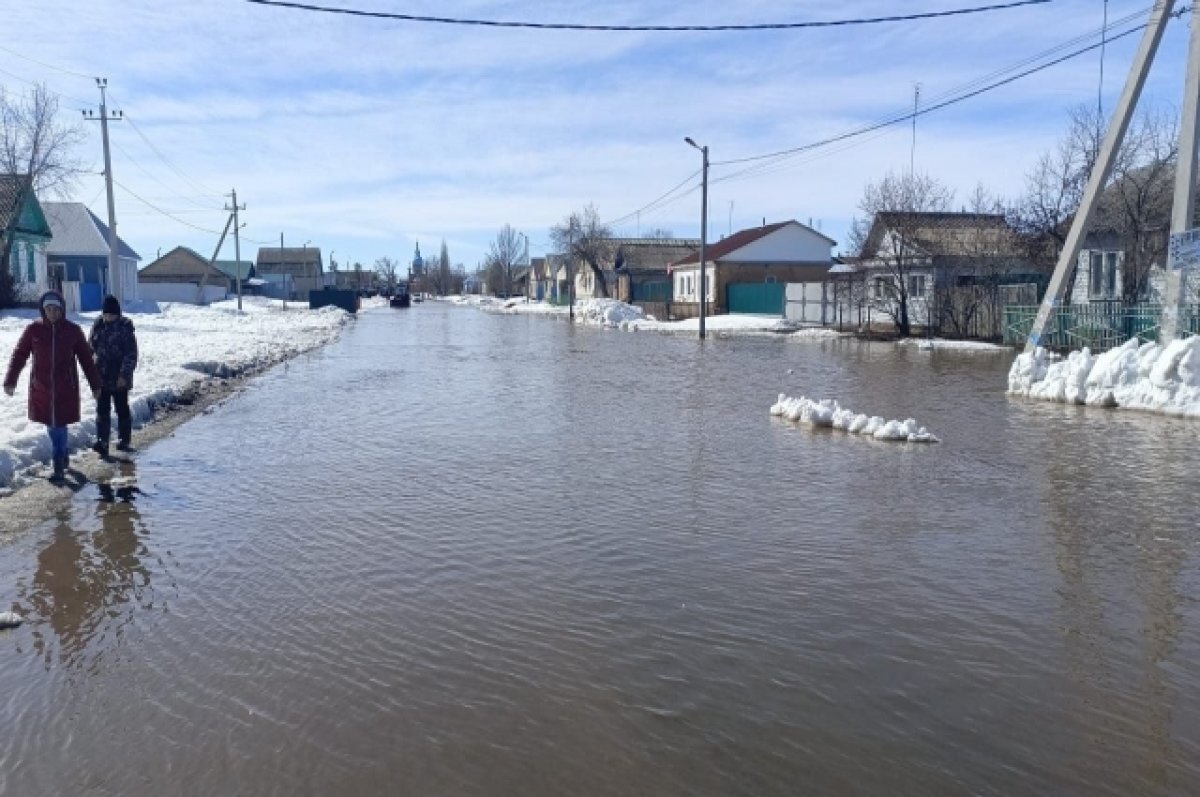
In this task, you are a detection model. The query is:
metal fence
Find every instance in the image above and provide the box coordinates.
[1002,303,1200,351]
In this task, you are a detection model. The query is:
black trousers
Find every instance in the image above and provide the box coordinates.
[97,387,131,444]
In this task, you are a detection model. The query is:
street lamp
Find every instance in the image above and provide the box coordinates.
[302,240,311,299]
[685,136,708,340]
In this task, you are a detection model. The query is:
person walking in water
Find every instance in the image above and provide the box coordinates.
[3,290,101,481]
[89,295,138,458]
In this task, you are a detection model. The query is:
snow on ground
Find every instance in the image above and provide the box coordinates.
[453,296,841,338]
[770,394,939,443]
[0,296,356,488]
[1008,337,1200,418]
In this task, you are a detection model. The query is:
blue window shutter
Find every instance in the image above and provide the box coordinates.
[27,244,36,282]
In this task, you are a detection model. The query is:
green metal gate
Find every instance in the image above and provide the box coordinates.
[727,282,785,315]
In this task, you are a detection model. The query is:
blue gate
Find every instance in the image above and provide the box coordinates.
[80,282,103,312]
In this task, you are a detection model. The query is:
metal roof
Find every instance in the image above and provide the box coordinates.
[43,202,140,260]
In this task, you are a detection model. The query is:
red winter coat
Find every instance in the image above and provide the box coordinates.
[4,317,101,427]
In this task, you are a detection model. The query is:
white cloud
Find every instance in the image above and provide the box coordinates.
[3,1,1192,267]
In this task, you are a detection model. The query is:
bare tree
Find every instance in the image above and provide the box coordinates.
[425,240,453,296]
[1099,105,1177,301]
[1,85,86,306]
[549,204,614,298]
[375,256,399,294]
[853,171,954,336]
[1011,102,1178,304]
[0,84,86,197]
[484,225,523,296]
[929,184,1018,339]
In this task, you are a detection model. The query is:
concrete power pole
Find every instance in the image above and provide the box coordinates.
[1160,8,1200,341]
[83,78,122,301]
[227,189,246,311]
[1024,0,1176,352]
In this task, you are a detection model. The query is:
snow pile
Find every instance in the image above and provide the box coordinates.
[769,393,939,443]
[573,299,647,328]
[0,297,352,489]
[1008,337,1200,417]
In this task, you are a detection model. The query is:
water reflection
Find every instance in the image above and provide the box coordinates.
[18,462,156,670]
[1043,414,1192,791]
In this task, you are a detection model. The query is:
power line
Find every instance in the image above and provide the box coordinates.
[111,176,226,235]
[243,0,1051,31]
[604,168,701,227]
[600,6,1163,227]
[112,137,225,212]
[712,15,1155,173]
[107,94,225,199]
[0,43,95,80]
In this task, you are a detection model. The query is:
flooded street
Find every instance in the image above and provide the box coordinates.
[1,303,1197,795]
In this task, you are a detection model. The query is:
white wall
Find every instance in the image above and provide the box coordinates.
[138,282,227,304]
[722,223,834,263]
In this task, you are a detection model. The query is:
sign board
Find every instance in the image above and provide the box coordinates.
[1168,228,1200,271]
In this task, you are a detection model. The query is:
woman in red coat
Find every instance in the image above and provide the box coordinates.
[3,290,101,481]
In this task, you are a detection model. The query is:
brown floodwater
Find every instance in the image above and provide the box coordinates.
[1,303,1197,795]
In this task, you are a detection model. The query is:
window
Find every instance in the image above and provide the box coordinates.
[872,276,895,300]
[908,274,926,298]
[1088,251,1119,299]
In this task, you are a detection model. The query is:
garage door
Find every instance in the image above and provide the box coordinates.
[727,282,785,315]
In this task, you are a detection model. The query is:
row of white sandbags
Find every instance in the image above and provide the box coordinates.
[769,394,939,443]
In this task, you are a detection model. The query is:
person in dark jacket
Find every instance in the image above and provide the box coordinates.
[3,290,102,481]
[88,295,139,458]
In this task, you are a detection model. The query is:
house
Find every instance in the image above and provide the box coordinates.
[612,238,699,316]
[526,257,550,301]
[332,267,376,294]
[213,259,255,293]
[855,211,1042,336]
[669,221,835,317]
[43,202,141,311]
[1,174,53,305]
[1068,164,1180,305]
[570,237,699,305]
[462,273,484,295]
[256,246,324,300]
[138,246,231,304]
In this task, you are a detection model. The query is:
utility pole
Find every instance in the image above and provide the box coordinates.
[226,189,245,311]
[1160,1,1200,342]
[910,83,921,176]
[83,78,122,300]
[685,137,708,340]
[280,232,287,310]
[1025,0,1175,351]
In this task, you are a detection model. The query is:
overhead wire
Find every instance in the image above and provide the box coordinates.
[601,4,1166,226]
[243,0,1051,31]
[111,176,226,235]
[604,168,702,227]
[712,19,1150,190]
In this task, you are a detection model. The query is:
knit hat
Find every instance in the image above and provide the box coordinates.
[40,290,64,310]
[102,295,121,315]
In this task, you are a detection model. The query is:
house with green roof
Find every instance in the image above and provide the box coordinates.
[1,174,53,305]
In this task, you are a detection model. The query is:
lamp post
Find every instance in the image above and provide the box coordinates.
[302,239,311,300]
[685,137,708,340]
[280,232,286,310]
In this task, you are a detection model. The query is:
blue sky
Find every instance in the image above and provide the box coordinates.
[2,1,1193,272]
